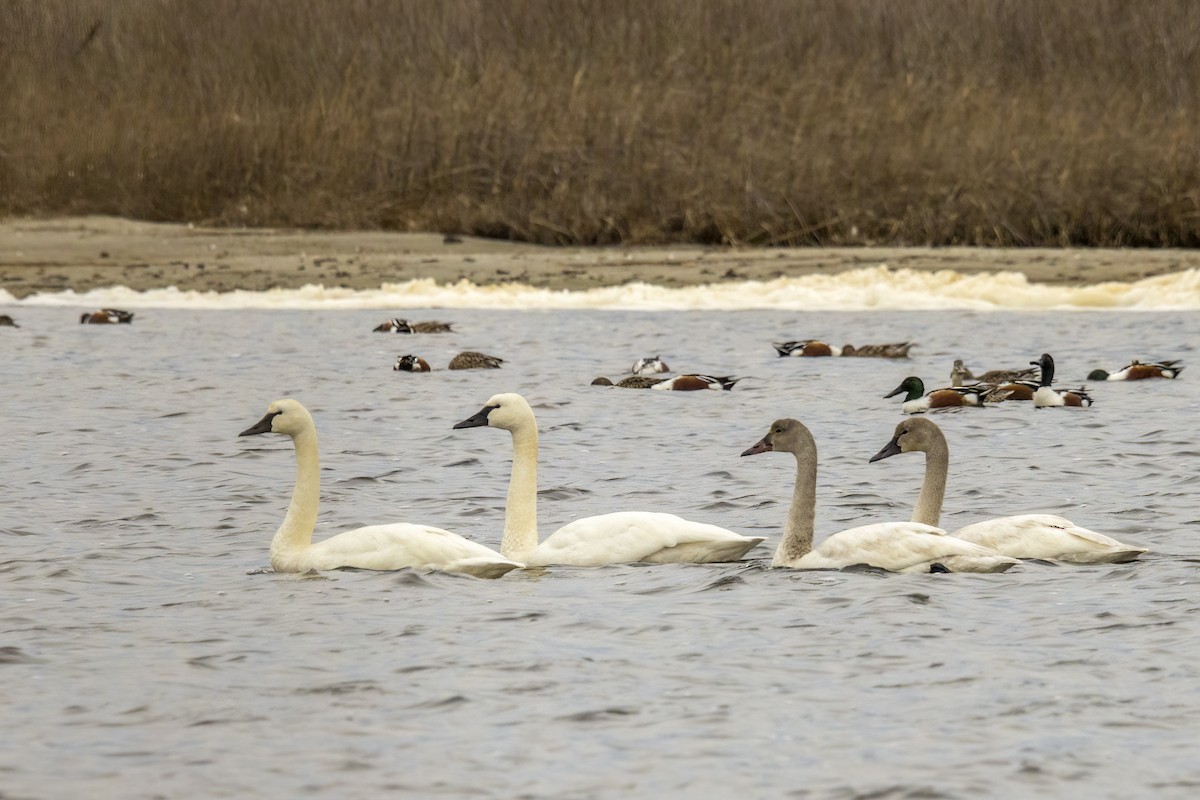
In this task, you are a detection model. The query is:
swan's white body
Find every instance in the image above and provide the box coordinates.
[454,393,764,566]
[870,417,1145,564]
[742,419,1018,573]
[240,399,522,578]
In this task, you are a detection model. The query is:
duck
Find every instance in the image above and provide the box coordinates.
[80,308,134,324]
[869,417,1146,563]
[238,399,522,578]
[949,362,1035,402]
[0,314,17,327]
[773,340,834,357]
[452,393,764,566]
[951,359,1039,384]
[651,374,740,391]
[373,318,454,333]
[631,356,670,375]
[741,419,1018,572]
[1087,360,1183,381]
[448,351,503,370]
[591,376,668,388]
[1030,354,1093,407]
[840,342,914,358]
[885,376,987,414]
[393,355,432,372]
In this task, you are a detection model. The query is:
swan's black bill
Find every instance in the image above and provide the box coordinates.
[869,436,902,463]
[740,437,772,457]
[453,405,496,429]
[240,411,280,436]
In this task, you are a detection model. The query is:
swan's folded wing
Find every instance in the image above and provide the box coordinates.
[309,523,516,572]
[807,521,995,572]
[954,514,1144,560]
[541,511,750,566]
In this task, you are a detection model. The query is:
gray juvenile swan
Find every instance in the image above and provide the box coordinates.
[239,399,522,578]
[741,418,1018,573]
[452,393,764,566]
[869,417,1146,563]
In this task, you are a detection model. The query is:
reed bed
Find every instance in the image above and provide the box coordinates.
[2,0,1199,246]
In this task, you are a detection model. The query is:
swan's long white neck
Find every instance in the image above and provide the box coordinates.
[912,436,948,527]
[776,439,817,566]
[500,421,539,560]
[273,425,320,561]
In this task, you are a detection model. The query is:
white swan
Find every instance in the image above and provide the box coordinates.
[869,417,1146,563]
[452,393,764,566]
[741,418,1018,573]
[239,399,522,578]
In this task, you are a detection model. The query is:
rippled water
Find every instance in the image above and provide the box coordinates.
[3,305,1199,798]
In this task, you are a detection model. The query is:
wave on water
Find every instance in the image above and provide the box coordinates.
[5,266,1200,311]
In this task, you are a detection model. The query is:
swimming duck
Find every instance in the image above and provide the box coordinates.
[651,374,740,391]
[238,399,521,578]
[448,351,504,370]
[631,356,670,375]
[949,363,1035,402]
[773,340,834,357]
[870,418,1146,563]
[0,314,17,327]
[885,376,986,414]
[373,318,454,333]
[951,359,1039,384]
[80,308,134,324]
[452,393,764,565]
[1030,354,1093,407]
[393,355,432,372]
[741,418,1017,573]
[840,342,914,358]
[1087,360,1183,381]
[592,376,668,388]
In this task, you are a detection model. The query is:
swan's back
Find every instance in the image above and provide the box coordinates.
[794,521,1018,573]
[952,514,1146,563]
[281,523,522,577]
[530,511,763,567]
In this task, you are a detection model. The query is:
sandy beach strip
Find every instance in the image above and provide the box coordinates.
[2,216,1198,299]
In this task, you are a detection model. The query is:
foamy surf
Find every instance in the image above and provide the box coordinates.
[4,265,1199,310]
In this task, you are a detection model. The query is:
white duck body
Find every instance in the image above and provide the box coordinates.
[240,399,522,579]
[453,393,764,566]
[870,417,1145,563]
[741,419,1018,573]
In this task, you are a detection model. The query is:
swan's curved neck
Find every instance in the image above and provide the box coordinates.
[912,437,948,527]
[500,422,539,560]
[776,445,817,565]
[273,427,320,560]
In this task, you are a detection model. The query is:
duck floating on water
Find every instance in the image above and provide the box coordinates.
[1087,360,1183,381]
[774,340,913,358]
[448,351,504,370]
[80,308,134,324]
[1030,354,1093,408]
[0,314,17,327]
[393,355,432,372]
[951,359,1038,384]
[949,362,1036,402]
[631,356,670,375]
[592,376,667,388]
[373,318,454,333]
[651,374,740,391]
[886,376,987,414]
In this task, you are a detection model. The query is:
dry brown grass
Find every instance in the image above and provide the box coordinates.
[3,0,1200,246]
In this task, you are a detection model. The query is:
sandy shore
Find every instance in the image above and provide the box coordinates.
[2,216,1198,299]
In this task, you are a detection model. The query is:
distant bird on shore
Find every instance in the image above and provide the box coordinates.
[1088,359,1183,381]
[0,314,17,327]
[80,308,133,324]
[774,340,912,358]
[449,351,503,370]
[373,318,454,333]
[631,356,670,375]
[393,355,432,372]
[1031,354,1093,408]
